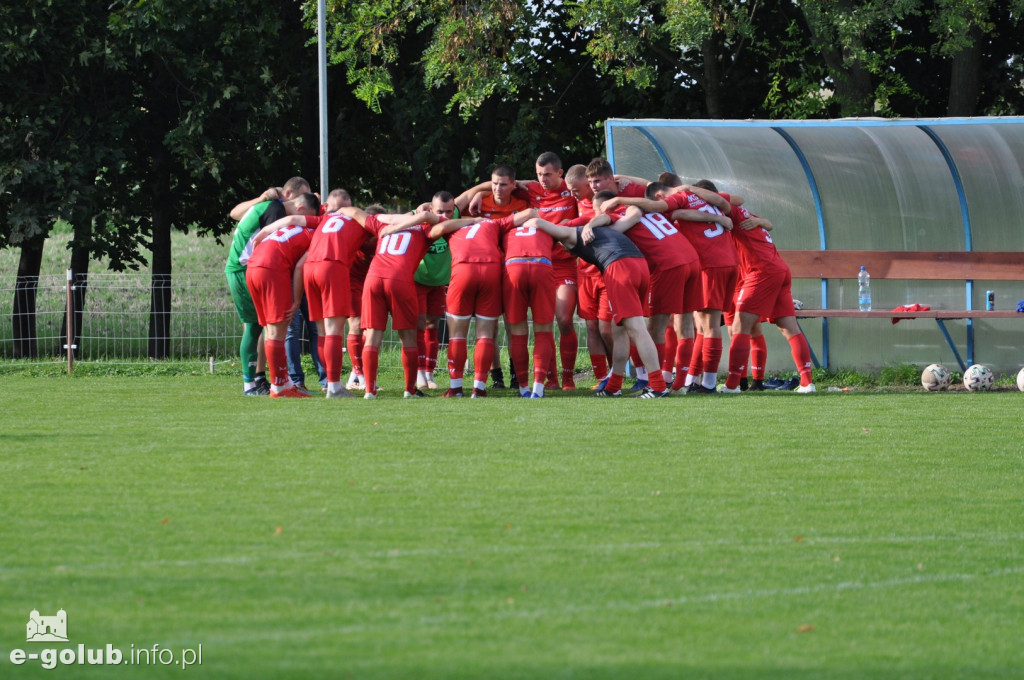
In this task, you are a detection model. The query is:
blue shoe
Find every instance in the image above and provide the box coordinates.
[628,379,649,393]
[528,392,544,399]
[592,376,610,391]
[520,391,535,398]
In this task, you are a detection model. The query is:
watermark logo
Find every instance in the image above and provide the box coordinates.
[12,609,202,670]
[26,609,68,643]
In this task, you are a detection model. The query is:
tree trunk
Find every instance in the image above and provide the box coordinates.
[61,218,92,359]
[148,144,172,359]
[12,234,46,358]
[947,28,981,116]
[701,36,723,119]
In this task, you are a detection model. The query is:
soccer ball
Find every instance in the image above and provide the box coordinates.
[921,364,950,391]
[962,364,994,391]
[1017,367,1024,392]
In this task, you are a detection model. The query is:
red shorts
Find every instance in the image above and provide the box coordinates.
[552,259,579,287]
[361,275,419,331]
[304,260,351,321]
[503,262,555,325]
[246,266,292,326]
[648,262,701,316]
[446,263,503,320]
[700,265,739,313]
[604,257,650,326]
[416,282,446,317]
[577,268,610,322]
[735,268,796,321]
[349,271,366,318]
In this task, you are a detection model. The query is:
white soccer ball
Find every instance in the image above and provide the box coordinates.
[921,364,950,391]
[962,364,994,391]
[1016,367,1024,392]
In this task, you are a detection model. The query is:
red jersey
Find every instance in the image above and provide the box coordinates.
[501,217,555,260]
[621,211,700,272]
[364,215,434,281]
[524,180,578,224]
[479,194,529,219]
[664,190,737,268]
[247,225,313,270]
[576,197,596,221]
[726,203,788,276]
[447,216,509,265]
[305,213,366,266]
[618,182,647,199]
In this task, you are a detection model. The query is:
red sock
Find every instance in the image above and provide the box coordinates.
[606,372,624,393]
[703,336,722,374]
[417,330,428,371]
[689,335,705,377]
[402,346,419,393]
[474,338,495,383]
[362,345,379,394]
[662,327,678,374]
[590,353,608,381]
[750,334,767,380]
[324,334,344,383]
[447,338,467,380]
[546,353,558,384]
[509,334,530,387]
[559,329,578,374]
[654,343,666,374]
[648,368,667,392]
[533,331,555,386]
[317,334,327,371]
[425,327,439,372]
[789,334,814,386]
[672,337,694,390]
[629,344,644,369]
[266,339,288,387]
[725,333,750,389]
[347,333,364,375]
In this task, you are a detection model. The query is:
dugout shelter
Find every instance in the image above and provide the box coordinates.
[605,117,1024,374]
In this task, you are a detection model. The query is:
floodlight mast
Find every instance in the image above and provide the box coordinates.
[317,0,329,198]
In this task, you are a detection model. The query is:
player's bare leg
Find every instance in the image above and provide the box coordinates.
[553,283,578,390]
[442,315,472,397]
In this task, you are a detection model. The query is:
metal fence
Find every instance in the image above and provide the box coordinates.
[0,271,239,365]
[1,271,582,371]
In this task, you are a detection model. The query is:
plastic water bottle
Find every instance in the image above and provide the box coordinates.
[857,266,872,311]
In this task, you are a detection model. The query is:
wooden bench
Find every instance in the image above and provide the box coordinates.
[777,250,1024,370]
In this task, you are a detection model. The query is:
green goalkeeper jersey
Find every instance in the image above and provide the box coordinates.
[224,200,286,274]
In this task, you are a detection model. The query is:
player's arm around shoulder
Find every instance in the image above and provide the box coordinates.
[379,209,438,237]
[428,217,481,240]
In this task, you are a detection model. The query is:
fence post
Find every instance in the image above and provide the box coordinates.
[65,269,74,375]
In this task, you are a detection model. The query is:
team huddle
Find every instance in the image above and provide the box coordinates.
[224,153,817,399]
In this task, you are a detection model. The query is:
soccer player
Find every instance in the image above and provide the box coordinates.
[524,193,669,398]
[497,202,558,398]
[242,193,321,398]
[337,206,444,398]
[225,181,316,395]
[703,182,816,393]
[584,158,651,390]
[519,152,579,391]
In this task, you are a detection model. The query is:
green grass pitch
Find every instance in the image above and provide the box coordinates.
[1,374,1022,678]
